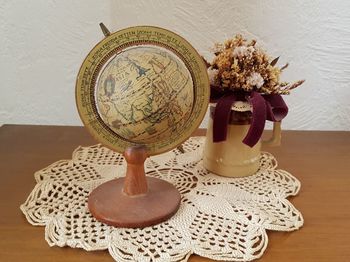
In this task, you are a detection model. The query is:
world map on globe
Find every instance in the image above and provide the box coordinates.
[95,45,194,143]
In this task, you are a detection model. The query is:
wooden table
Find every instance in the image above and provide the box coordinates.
[1,125,349,261]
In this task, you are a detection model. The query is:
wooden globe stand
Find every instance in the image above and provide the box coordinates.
[88,146,181,228]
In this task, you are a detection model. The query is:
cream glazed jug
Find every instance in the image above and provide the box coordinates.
[203,102,281,177]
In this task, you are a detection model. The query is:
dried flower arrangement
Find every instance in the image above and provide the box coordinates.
[206,35,304,96]
[204,35,305,147]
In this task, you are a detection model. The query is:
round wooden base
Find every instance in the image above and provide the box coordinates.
[88,177,181,228]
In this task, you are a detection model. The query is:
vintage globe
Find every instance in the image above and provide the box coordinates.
[95,45,194,144]
[75,25,210,228]
[76,26,209,155]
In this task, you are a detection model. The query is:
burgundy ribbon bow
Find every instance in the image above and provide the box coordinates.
[212,91,288,147]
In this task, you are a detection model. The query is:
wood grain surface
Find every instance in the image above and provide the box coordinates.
[0,124,349,262]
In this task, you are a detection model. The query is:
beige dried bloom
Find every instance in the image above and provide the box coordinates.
[208,35,304,95]
[247,72,264,88]
[207,68,219,85]
[232,46,254,59]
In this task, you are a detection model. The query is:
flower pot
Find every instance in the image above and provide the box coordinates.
[203,104,281,177]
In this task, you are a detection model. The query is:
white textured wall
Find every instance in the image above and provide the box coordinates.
[0,0,113,125]
[1,0,350,130]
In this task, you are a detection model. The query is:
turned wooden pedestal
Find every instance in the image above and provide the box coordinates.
[88,146,181,228]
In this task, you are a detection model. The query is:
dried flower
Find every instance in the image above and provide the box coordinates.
[232,46,254,59]
[207,35,304,95]
[207,68,219,85]
[247,72,264,89]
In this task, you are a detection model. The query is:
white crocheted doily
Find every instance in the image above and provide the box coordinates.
[21,137,303,262]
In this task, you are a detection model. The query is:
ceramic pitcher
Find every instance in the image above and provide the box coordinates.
[203,105,281,177]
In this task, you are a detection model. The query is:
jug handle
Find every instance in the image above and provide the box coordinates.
[262,121,282,147]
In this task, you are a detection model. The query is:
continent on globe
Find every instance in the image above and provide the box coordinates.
[95,45,194,143]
